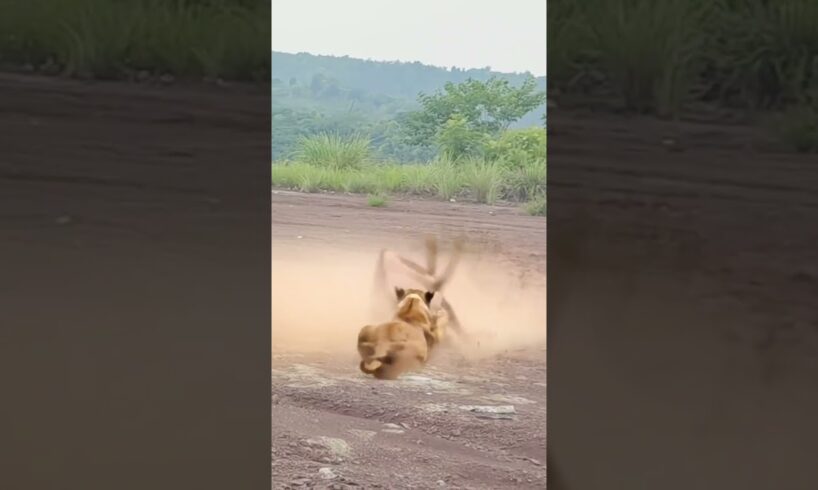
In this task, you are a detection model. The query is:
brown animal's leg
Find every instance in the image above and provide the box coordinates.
[396,255,436,289]
[425,235,438,276]
[440,297,464,335]
[430,237,463,291]
[373,249,400,306]
[390,237,463,293]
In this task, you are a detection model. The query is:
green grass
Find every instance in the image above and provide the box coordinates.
[271,156,546,212]
[505,159,547,202]
[576,0,708,116]
[525,197,547,217]
[429,157,465,200]
[272,134,545,212]
[464,159,504,204]
[293,133,372,170]
[0,0,270,81]
[367,194,388,207]
[550,0,818,120]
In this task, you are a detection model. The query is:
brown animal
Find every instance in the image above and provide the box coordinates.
[357,287,438,380]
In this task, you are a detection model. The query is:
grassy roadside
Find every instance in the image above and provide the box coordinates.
[550,0,818,152]
[271,158,546,216]
[0,0,270,82]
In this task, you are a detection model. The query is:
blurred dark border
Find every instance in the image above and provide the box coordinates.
[0,1,271,488]
[548,1,818,488]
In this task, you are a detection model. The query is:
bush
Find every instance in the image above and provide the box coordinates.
[435,114,488,161]
[485,128,547,169]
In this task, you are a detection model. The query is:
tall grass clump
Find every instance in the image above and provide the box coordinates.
[525,196,547,216]
[346,171,383,194]
[712,0,818,109]
[429,156,464,200]
[293,133,372,170]
[463,158,504,204]
[403,164,436,195]
[367,193,388,207]
[375,164,409,192]
[505,159,547,201]
[271,161,311,188]
[580,0,710,117]
[0,0,270,81]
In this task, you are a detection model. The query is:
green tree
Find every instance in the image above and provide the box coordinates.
[436,114,488,160]
[402,76,547,146]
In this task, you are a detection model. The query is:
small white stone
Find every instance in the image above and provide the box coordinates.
[318,467,337,480]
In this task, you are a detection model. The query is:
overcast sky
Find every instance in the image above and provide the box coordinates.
[271,0,546,76]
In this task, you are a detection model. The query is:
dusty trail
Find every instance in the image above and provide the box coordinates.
[271,191,547,489]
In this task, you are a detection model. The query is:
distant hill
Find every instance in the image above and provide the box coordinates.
[272,51,546,100]
[271,51,546,161]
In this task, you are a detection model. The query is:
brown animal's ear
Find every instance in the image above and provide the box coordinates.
[395,287,406,300]
[424,291,435,305]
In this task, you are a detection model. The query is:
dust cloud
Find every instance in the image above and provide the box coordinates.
[271,242,546,362]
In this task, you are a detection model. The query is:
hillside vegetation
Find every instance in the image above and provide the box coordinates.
[272,68,547,216]
[272,51,546,161]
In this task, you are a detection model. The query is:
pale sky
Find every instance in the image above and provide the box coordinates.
[271,0,547,76]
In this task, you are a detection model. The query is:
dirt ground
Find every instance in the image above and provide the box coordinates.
[547,110,818,489]
[271,191,547,489]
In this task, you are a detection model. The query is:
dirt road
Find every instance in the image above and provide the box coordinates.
[271,191,547,489]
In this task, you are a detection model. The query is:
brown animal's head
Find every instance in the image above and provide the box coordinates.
[394,287,435,306]
[394,287,435,327]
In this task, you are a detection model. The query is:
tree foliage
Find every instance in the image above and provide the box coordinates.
[401,76,547,148]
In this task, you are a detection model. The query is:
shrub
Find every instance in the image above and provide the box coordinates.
[485,128,547,169]
[435,114,488,161]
